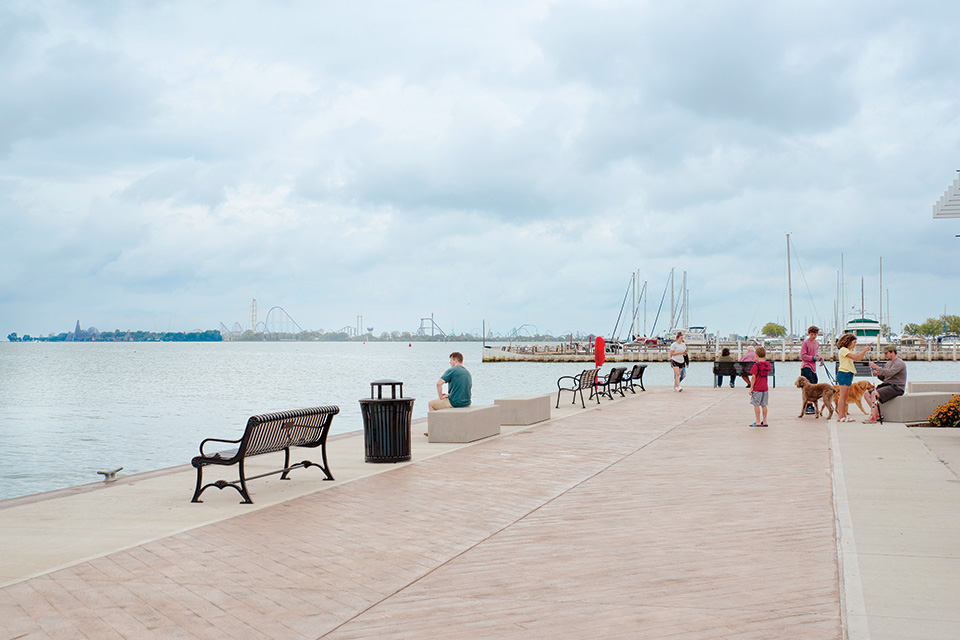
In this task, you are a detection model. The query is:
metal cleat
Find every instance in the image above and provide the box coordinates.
[97,467,123,482]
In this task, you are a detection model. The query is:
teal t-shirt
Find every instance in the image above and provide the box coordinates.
[442,365,472,407]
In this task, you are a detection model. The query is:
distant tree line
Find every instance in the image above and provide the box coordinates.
[902,314,960,338]
[759,315,960,340]
[7,329,223,342]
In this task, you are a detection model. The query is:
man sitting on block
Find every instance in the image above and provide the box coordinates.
[428,351,472,411]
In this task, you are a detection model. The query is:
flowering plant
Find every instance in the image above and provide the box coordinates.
[928,394,960,428]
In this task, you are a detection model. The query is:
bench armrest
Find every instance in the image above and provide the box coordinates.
[199,436,242,456]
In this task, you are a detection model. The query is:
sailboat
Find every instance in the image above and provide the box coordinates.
[842,270,882,339]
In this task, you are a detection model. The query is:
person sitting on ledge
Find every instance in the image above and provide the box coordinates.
[428,351,472,411]
[862,346,906,424]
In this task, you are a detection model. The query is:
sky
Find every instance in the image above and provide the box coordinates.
[2,0,959,340]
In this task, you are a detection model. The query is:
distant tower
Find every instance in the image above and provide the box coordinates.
[250,299,257,332]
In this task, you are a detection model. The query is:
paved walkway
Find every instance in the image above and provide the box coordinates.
[1,386,959,639]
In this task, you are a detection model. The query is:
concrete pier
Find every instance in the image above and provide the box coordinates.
[2,387,958,638]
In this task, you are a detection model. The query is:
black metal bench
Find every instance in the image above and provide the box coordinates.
[835,360,873,377]
[556,368,599,409]
[191,406,339,504]
[712,361,776,388]
[593,366,628,401]
[622,364,647,393]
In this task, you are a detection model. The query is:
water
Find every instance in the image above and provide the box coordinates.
[1,341,958,501]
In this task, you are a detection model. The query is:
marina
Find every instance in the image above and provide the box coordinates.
[483,340,960,362]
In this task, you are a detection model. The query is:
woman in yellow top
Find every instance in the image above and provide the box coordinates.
[836,333,870,422]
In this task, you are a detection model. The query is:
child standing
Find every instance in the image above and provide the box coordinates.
[749,346,771,427]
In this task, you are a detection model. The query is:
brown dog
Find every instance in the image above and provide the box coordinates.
[795,377,835,419]
[832,380,875,415]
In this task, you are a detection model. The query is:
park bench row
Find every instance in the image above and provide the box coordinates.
[555,364,647,409]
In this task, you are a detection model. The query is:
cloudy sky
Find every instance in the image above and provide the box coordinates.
[2,0,958,340]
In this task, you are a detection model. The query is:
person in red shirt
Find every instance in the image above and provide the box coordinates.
[749,346,771,427]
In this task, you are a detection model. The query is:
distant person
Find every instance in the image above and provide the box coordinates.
[717,347,736,388]
[863,346,907,423]
[836,333,870,423]
[670,331,686,392]
[428,352,472,411]
[800,326,822,414]
[749,346,771,427]
[739,346,756,388]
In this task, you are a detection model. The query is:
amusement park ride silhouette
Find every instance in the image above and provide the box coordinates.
[219,299,578,340]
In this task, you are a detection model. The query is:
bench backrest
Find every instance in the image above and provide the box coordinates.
[577,368,599,390]
[835,360,872,377]
[713,361,775,376]
[607,367,626,384]
[628,364,646,379]
[240,406,340,458]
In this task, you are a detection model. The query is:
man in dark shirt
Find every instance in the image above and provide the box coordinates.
[428,352,472,411]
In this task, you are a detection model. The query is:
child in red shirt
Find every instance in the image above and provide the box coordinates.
[749,346,771,427]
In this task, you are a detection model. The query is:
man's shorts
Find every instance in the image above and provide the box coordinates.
[836,371,854,386]
[800,367,818,384]
[428,397,453,411]
[750,390,769,407]
[876,383,904,404]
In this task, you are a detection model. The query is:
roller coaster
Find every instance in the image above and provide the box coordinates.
[220,301,306,340]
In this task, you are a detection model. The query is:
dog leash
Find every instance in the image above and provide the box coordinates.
[818,358,836,384]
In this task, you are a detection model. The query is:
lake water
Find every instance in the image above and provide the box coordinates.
[2,341,958,501]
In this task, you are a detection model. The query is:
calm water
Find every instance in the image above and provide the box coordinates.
[1,341,958,501]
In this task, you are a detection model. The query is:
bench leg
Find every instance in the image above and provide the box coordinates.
[300,445,335,481]
[236,459,254,504]
[191,465,206,503]
[190,464,252,504]
[280,448,292,480]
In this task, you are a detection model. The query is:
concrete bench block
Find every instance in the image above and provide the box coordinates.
[906,382,960,394]
[427,405,501,443]
[494,394,552,426]
[881,392,955,423]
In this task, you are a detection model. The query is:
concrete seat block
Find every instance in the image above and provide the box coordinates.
[427,405,501,443]
[906,381,960,394]
[881,392,955,423]
[494,394,552,425]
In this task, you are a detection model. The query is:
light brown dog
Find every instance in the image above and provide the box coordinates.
[795,376,835,419]
[832,380,875,415]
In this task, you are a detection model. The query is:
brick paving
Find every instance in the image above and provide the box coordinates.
[0,388,841,639]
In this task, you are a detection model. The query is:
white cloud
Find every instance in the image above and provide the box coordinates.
[2,0,959,339]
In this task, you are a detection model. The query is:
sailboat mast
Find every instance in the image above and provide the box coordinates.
[670,268,675,330]
[841,254,845,329]
[682,271,688,329]
[786,233,793,338]
[879,257,883,335]
[643,281,648,336]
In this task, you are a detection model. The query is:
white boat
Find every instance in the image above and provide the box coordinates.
[664,326,708,346]
[844,316,881,338]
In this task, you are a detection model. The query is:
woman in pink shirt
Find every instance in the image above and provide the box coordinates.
[799,326,821,414]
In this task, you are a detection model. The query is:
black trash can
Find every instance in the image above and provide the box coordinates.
[359,379,415,463]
